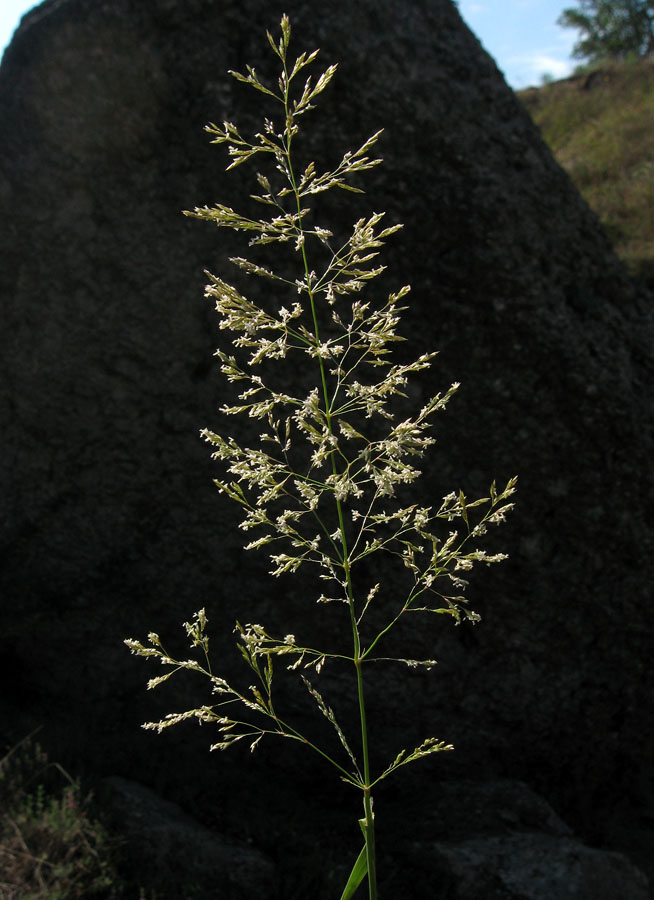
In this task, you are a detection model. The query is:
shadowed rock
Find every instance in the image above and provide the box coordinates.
[398,780,649,900]
[103,776,276,898]
[0,0,652,894]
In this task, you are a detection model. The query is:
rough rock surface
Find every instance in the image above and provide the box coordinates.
[1,0,653,895]
[103,776,276,898]
[411,834,650,900]
[102,776,649,899]
[395,780,650,900]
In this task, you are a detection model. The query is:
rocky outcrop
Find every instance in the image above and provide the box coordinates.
[103,777,276,899]
[410,834,649,900]
[397,780,650,900]
[103,776,649,899]
[1,0,652,895]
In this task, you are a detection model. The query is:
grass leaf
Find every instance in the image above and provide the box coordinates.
[339,844,368,900]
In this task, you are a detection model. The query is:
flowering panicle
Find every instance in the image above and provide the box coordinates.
[126,17,516,895]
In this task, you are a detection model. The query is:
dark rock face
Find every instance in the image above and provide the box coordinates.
[103,776,276,898]
[410,834,650,900]
[102,776,650,899]
[399,780,650,900]
[1,0,653,894]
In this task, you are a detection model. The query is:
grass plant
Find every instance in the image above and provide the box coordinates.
[126,17,516,897]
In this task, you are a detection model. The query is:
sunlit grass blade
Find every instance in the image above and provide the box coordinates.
[340,843,368,900]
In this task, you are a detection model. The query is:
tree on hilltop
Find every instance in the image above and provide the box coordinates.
[558,0,654,62]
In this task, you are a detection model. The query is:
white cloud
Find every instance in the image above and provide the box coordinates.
[458,2,487,16]
[509,51,573,85]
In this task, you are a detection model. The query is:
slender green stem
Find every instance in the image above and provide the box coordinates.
[362,787,377,898]
[347,562,377,900]
[281,70,378,895]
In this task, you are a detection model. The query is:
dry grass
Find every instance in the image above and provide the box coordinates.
[0,736,118,899]
[519,58,654,285]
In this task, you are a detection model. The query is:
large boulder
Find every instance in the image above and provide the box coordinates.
[1,0,652,892]
[102,776,276,898]
[398,780,650,900]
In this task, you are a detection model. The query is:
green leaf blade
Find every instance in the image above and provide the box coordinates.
[339,844,368,900]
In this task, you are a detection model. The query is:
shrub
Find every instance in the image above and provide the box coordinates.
[0,735,118,899]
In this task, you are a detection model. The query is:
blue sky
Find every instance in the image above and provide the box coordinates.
[1,0,578,88]
[458,0,578,86]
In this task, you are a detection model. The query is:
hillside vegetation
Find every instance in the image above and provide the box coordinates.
[519,58,654,287]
